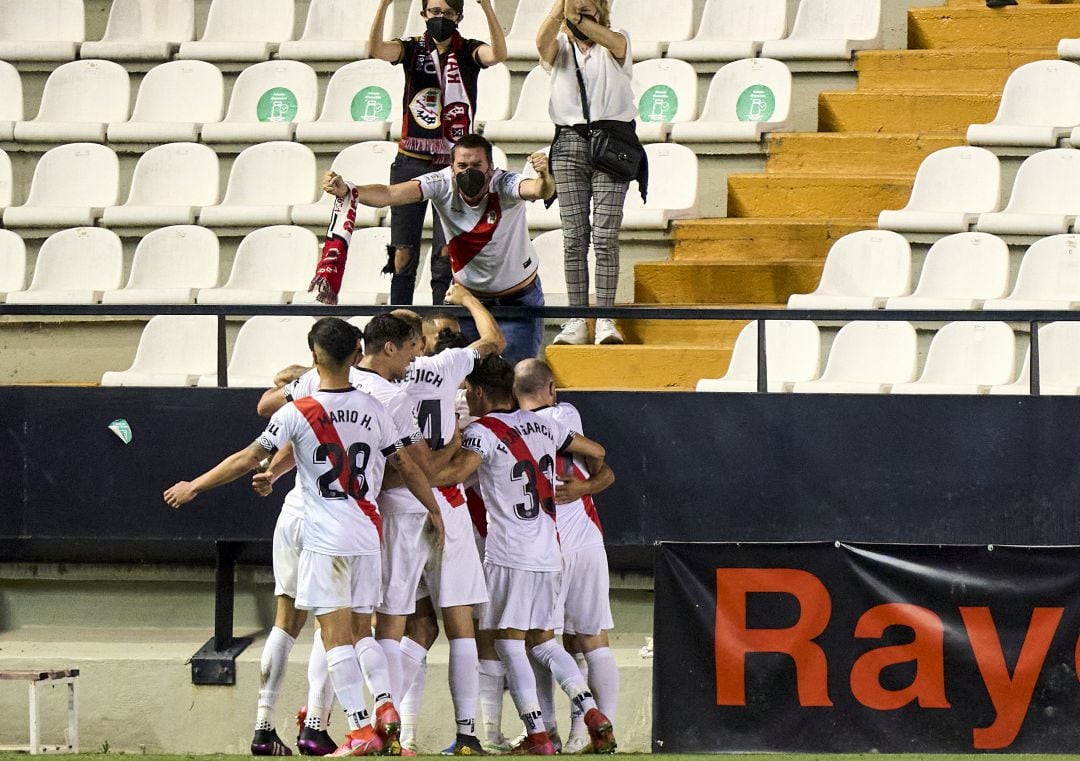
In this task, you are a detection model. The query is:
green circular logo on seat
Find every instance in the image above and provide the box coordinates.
[736,84,775,122]
[257,87,298,122]
[638,85,678,123]
[351,86,393,122]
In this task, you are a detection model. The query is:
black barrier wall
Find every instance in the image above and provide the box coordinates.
[4,388,1080,565]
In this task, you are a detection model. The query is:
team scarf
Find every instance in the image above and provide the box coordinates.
[400,32,475,162]
[309,182,360,305]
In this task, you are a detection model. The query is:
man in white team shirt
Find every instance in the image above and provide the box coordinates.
[164,318,444,758]
[512,359,617,754]
[323,133,556,366]
[431,356,617,755]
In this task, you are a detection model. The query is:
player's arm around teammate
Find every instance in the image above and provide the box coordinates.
[444,282,507,358]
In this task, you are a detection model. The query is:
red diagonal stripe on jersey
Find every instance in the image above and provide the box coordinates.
[438,484,466,508]
[474,416,556,520]
[465,485,487,537]
[572,462,603,535]
[294,396,383,539]
[448,193,501,272]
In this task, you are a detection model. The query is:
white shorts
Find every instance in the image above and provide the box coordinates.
[478,562,560,632]
[378,512,434,615]
[423,496,489,610]
[295,550,381,615]
[559,545,614,636]
[273,509,304,598]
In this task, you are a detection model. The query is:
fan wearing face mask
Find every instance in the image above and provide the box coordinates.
[368,0,508,308]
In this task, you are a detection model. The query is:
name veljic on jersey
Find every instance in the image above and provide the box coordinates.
[409,368,445,387]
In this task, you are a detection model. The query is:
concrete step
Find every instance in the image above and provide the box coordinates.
[856,48,1056,92]
[671,218,875,262]
[545,344,735,389]
[726,173,913,219]
[909,5,1080,49]
[818,90,1001,133]
[616,317,751,346]
[634,260,824,304]
[766,133,964,175]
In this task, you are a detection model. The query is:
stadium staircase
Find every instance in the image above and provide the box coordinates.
[545,0,1080,389]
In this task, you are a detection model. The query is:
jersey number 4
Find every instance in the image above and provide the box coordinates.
[511,455,555,520]
[314,442,371,501]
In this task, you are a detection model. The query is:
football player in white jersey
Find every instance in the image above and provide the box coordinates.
[431,356,617,755]
[165,317,445,757]
[513,359,617,753]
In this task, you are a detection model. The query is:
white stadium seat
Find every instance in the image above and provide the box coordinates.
[620,144,699,229]
[0,149,11,211]
[0,229,27,302]
[6,228,122,304]
[669,58,792,143]
[336,227,394,306]
[696,320,821,393]
[102,143,220,228]
[482,66,555,143]
[520,148,562,230]
[199,142,318,227]
[975,149,1080,236]
[761,0,882,60]
[295,60,405,144]
[0,0,84,62]
[884,232,1009,310]
[667,0,788,63]
[1061,39,1080,62]
[13,60,130,143]
[201,61,318,143]
[476,64,512,129]
[967,61,1080,148]
[982,234,1080,310]
[292,141,398,228]
[990,322,1080,396]
[81,0,196,61]
[532,229,592,306]
[177,0,295,62]
[890,321,1016,395]
[102,225,220,304]
[504,0,549,61]
[3,144,119,229]
[100,316,219,387]
[632,59,698,143]
[197,225,320,304]
[609,0,695,60]
[278,0,390,62]
[791,321,918,394]
[0,61,23,141]
[787,229,911,309]
[107,60,225,143]
[197,316,318,387]
[878,146,1001,234]
[402,0,495,40]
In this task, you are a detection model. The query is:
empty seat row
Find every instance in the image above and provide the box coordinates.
[698,319,1080,395]
[966,60,1080,148]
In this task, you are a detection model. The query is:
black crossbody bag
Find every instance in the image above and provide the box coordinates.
[570,43,643,182]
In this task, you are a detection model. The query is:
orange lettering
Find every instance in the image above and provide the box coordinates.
[850,604,950,710]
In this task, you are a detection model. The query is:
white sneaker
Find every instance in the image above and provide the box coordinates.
[562,733,591,754]
[594,318,624,345]
[553,317,589,345]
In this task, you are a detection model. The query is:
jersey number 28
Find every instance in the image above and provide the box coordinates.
[314,442,371,501]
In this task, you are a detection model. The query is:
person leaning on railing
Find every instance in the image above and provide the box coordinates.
[537,0,647,347]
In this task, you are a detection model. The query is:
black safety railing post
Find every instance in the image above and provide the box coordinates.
[756,319,768,393]
[1030,320,1040,397]
[216,314,228,388]
[213,540,237,652]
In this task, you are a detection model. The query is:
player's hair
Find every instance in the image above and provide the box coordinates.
[363,313,415,355]
[423,0,464,14]
[435,327,470,353]
[451,134,494,166]
[467,355,514,402]
[423,311,460,329]
[309,317,360,366]
[513,358,555,398]
[390,308,423,337]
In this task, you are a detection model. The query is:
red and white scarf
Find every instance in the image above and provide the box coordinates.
[400,33,475,163]
[309,183,359,305]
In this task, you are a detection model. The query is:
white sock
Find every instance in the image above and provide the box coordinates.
[356,637,393,706]
[400,657,427,745]
[326,644,370,731]
[305,628,332,731]
[583,648,619,723]
[494,639,544,735]
[448,638,480,737]
[256,627,296,731]
[399,636,429,700]
[529,639,597,716]
[478,658,506,744]
[568,651,587,737]
[529,652,557,734]
[376,638,403,704]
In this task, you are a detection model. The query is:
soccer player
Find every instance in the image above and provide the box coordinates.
[422,311,462,356]
[512,359,617,753]
[431,356,617,755]
[164,317,445,757]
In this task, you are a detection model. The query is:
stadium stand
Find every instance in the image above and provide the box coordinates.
[176,0,295,62]
[2,143,119,229]
[291,140,396,227]
[0,148,10,211]
[197,141,317,227]
[0,0,84,63]
[474,63,513,131]
[101,142,220,228]
[0,229,27,302]
[13,59,129,143]
[786,229,911,309]
[884,232,1009,310]
[334,227,394,306]
[200,60,319,143]
[666,0,788,63]
[0,60,22,141]
[620,143,700,229]
[277,0,389,63]
[975,148,1080,236]
[195,225,319,305]
[790,320,918,394]
[632,58,698,144]
[519,148,562,229]
[480,66,555,142]
[4,227,122,304]
[101,225,220,304]
[761,0,883,60]
[609,0,695,61]
[531,229,584,307]
[80,0,196,62]
[1062,39,1080,62]
[503,0,548,62]
[195,314,317,387]
[100,315,219,386]
[668,58,793,143]
[889,321,1016,395]
[990,322,1080,396]
[106,60,225,143]
[695,320,821,393]
[401,0,497,40]
[966,60,1080,148]
[295,60,404,143]
[982,234,1080,311]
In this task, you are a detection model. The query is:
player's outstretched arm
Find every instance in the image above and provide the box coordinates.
[444,283,506,358]
[252,443,297,497]
[164,441,271,509]
[431,448,483,488]
[389,447,446,548]
[555,462,615,504]
[321,171,424,208]
[566,433,605,475]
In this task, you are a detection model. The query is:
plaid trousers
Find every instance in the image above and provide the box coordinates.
[551,129,630,307]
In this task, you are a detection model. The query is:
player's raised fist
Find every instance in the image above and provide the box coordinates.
[322,171,348,198]
[527,152,550,177]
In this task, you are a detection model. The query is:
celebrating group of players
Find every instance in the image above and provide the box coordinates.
[163,285,619,757]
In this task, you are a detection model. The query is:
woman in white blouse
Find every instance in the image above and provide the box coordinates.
[537,0,647,346]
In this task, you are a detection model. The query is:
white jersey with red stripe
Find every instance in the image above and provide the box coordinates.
[417,167,536,294]
[533,403,604,552]
[403,347,480,450]
[257,387,409,556]
[462,409,574,572]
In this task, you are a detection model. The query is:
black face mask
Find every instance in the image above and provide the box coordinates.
[456,168,487,198]
[426,16,457,42]
[566,13,596,42]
